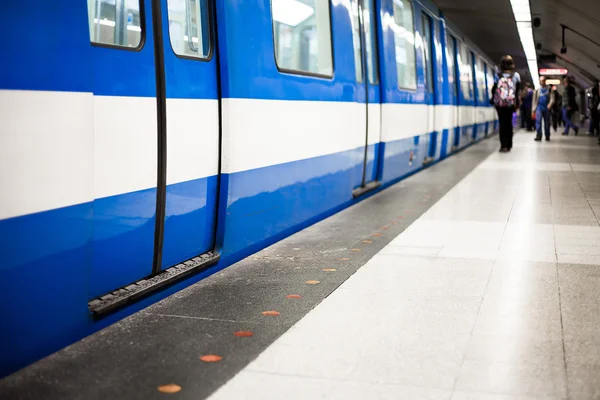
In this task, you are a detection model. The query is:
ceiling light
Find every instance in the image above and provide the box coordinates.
[509,1,539,87]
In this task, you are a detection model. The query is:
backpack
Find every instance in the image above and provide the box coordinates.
[493,74,516,108]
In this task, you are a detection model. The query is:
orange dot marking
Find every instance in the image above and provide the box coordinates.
[372,233,382,237]
[362,240,372,244]
[323,268,337,272]
[340,257,350,261]
[262,310,280,316]
[234,331,253,337]
[286,294,302,299]
[158,384,181,394]
[200,354,222,363]
[306,280,320,285]
[381,227,389,230]
[397,216,404,219]
[351,248,361,252]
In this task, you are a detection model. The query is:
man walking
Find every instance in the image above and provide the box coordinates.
[533,76,554,141]
[562,76,579,135]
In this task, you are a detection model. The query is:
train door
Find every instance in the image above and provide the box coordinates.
[352,0,382,197]
[87,0,220,315]
[160,0,220,270]
[446,34,459,152]
[88,0,161,300]
[421,12,435,164]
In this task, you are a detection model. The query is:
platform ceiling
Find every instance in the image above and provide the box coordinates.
[434,0,600,89]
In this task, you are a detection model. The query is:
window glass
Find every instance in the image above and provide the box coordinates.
[392,0,416,90]
[87,0,142,48]
[363,0,379,85]
[167,0,211,58]
[421,13,433,92]
[476,57,486,102]
[459,42,472,100]
[350,0,363,82]
[486,64,495,100]
[271,0,333,76]
[446,34,456,97]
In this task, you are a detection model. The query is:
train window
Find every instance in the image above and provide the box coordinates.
[167,0,211,58]
[350,0,364,82]
[363,0,379,85]
[476,57,486,102]
[87,0,143,48]
[421,13,433,93]
[392,0,416,90]
[271,0,333,77]
[458,42,472,100]
[446,34,457,97]
[486,64,495,100]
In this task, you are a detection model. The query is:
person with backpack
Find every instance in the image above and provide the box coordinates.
[532,76,555,141]
[491,55,521,152]
[562,75,579,135]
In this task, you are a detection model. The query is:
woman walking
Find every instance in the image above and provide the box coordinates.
[491,56,521,152]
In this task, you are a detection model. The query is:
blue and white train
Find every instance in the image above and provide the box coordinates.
[0,0,498,376]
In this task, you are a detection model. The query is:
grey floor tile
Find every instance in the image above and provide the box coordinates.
[564,339,600,367]
[451,391,560,400]
[464,334,565,365]
[566,365,600,400]
[246,343,358,380]
[348,353,462,389]
[455,360,567,398]
[329,381,452,400]
[209,371,335,400]
[472,313,563,339]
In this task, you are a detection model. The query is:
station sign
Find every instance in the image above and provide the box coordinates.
[539,68,568,76]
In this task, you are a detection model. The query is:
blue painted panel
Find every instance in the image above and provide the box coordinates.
[220,147,364,257]
[90,188,157,298]
[162,176,219,268]
[0,203,92,377]
[216,0,358,102]
[439,129,450,159]
[378,0,426,105]
[380,135,424,183]
[0,0,92,92]
[90,0,157,98]
[160,0,219,100]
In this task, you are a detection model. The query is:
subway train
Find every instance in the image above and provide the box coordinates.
[0,0,498,376]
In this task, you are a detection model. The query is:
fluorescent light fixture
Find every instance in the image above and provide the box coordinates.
[272,0,314,27]
[546,79,561,85]
[509,0,539,87]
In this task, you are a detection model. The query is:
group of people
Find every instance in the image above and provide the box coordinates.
[491,55,600,152]
[519,83,565,134]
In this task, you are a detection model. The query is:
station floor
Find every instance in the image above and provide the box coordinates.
[3,130,600,400]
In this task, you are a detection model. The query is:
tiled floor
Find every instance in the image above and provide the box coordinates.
[210,132,600,400]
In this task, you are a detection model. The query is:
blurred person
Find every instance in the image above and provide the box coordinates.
[562,76,579,135]
[521,83,534,131]
[550,85,562,131]
[532,76,554,141]
[588,81,599,136]
[491,55,521,152]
